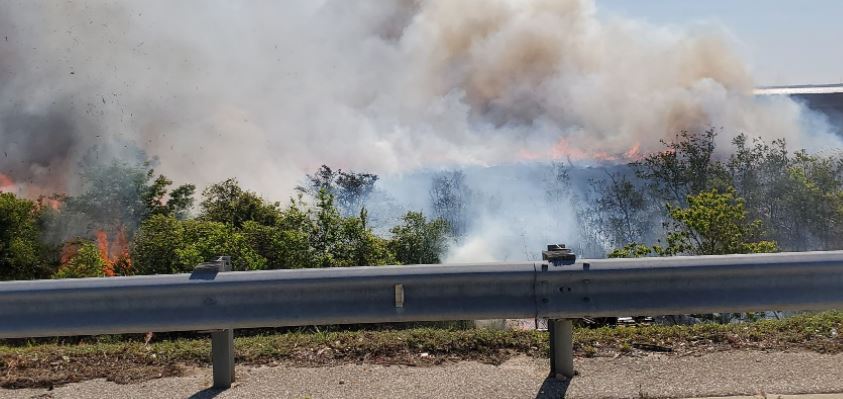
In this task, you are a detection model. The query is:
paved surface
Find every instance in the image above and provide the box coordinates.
[3,351,843,399]
[691,396,843,399]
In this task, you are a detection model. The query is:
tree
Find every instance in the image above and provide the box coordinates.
[727,134,843,251]
[176,219,267,271]
[242,199,317,269]
[53,241,105,279]
[128,214,183,275]
[0,192,46,280]
[61,159,194,243]
[611,189,777,257]
[607,243,652,259]
[591,171,653,248]
[388,211,450,264]
[663,188,777,255]
[334,209,397,267]
[200,178,281,228]
[429,170,471,239]
[727,134,791,245]
[144,173,196,219]
[727,134,789,217]
[65,161,149,234]
[309,189,343,267]
[633,129,730,207]
[308,190,396,267]
[776,152,843,251]
[297,165,379,217]
[543,162,571,206]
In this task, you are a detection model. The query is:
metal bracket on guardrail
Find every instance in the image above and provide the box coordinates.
[193,256,235,389]
[193,256,232,273]
[542,244,576,266]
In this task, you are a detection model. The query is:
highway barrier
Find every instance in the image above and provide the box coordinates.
[2,250,842,388]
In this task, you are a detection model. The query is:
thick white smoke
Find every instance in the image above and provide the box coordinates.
[2,0,839,260]
[1,0,835,199]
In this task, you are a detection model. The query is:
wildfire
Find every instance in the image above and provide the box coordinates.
[0,172,69,203]
[96,227,132,276]
[624,142,642,159]
[3,170,128,277]
[34,195,62,210]
[551,138,591,161]
[0,173,13,189]
[57,229,131,278]
[59,241,80,266]
[518,139,645,163]
[95,230,114,276]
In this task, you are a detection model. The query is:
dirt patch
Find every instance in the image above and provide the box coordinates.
[1,351,184,389]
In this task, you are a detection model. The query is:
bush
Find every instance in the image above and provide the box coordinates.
[131,214,266,274]
[0,193,46,280]
[53,241,105,279]
[388,211,450,264]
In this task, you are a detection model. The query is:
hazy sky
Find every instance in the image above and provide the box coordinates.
[597,0,843,86]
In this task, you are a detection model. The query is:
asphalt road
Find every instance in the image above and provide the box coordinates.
[4,351,843,399]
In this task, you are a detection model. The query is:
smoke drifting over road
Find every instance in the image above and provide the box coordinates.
[1,0,836,199]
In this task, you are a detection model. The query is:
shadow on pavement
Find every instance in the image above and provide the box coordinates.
[534,376,571,398]
[187,387,225,399]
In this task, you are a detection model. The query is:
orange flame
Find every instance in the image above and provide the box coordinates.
[624,142,642,160]
[95,227,132,277]
[114,227,133,274]
[95,230,115,277]
[550,138,590,161]
[36,195,62,210]
[518,138,645,163]
[59,241,80,266]
[0,172,67,200]
[0,173,13,189]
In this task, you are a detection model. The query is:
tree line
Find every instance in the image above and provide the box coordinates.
[0,164,449,280]
[581,129,843,257]
[3,129,843,280]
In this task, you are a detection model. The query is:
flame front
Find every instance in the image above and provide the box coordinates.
[0,173,13,189]
[95,227,132,277]
[517,139,645,163]
[95,230,114,277]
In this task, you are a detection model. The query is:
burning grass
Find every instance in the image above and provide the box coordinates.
[1,311,841,389]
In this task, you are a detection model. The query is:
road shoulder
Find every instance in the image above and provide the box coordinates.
[3,350,843,399]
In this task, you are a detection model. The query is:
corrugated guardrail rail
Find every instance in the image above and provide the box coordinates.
[2,251,843,388]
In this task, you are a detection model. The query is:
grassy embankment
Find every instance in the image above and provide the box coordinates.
[1,311,841,388]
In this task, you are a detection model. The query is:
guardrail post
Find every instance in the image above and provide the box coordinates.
[194,256,235,389]
[211,328,235,388]
[543,244,576,379]
[548,318,574,379]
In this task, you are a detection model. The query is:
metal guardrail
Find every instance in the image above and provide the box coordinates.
[2,251,843,388]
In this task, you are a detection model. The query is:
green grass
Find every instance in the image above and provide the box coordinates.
[573,311,843,355]
[1,311,841,388]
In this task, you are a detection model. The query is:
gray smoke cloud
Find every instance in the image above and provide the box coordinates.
[0,0,837,240]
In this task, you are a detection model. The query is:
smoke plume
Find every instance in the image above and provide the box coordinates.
[1,0,836,200]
